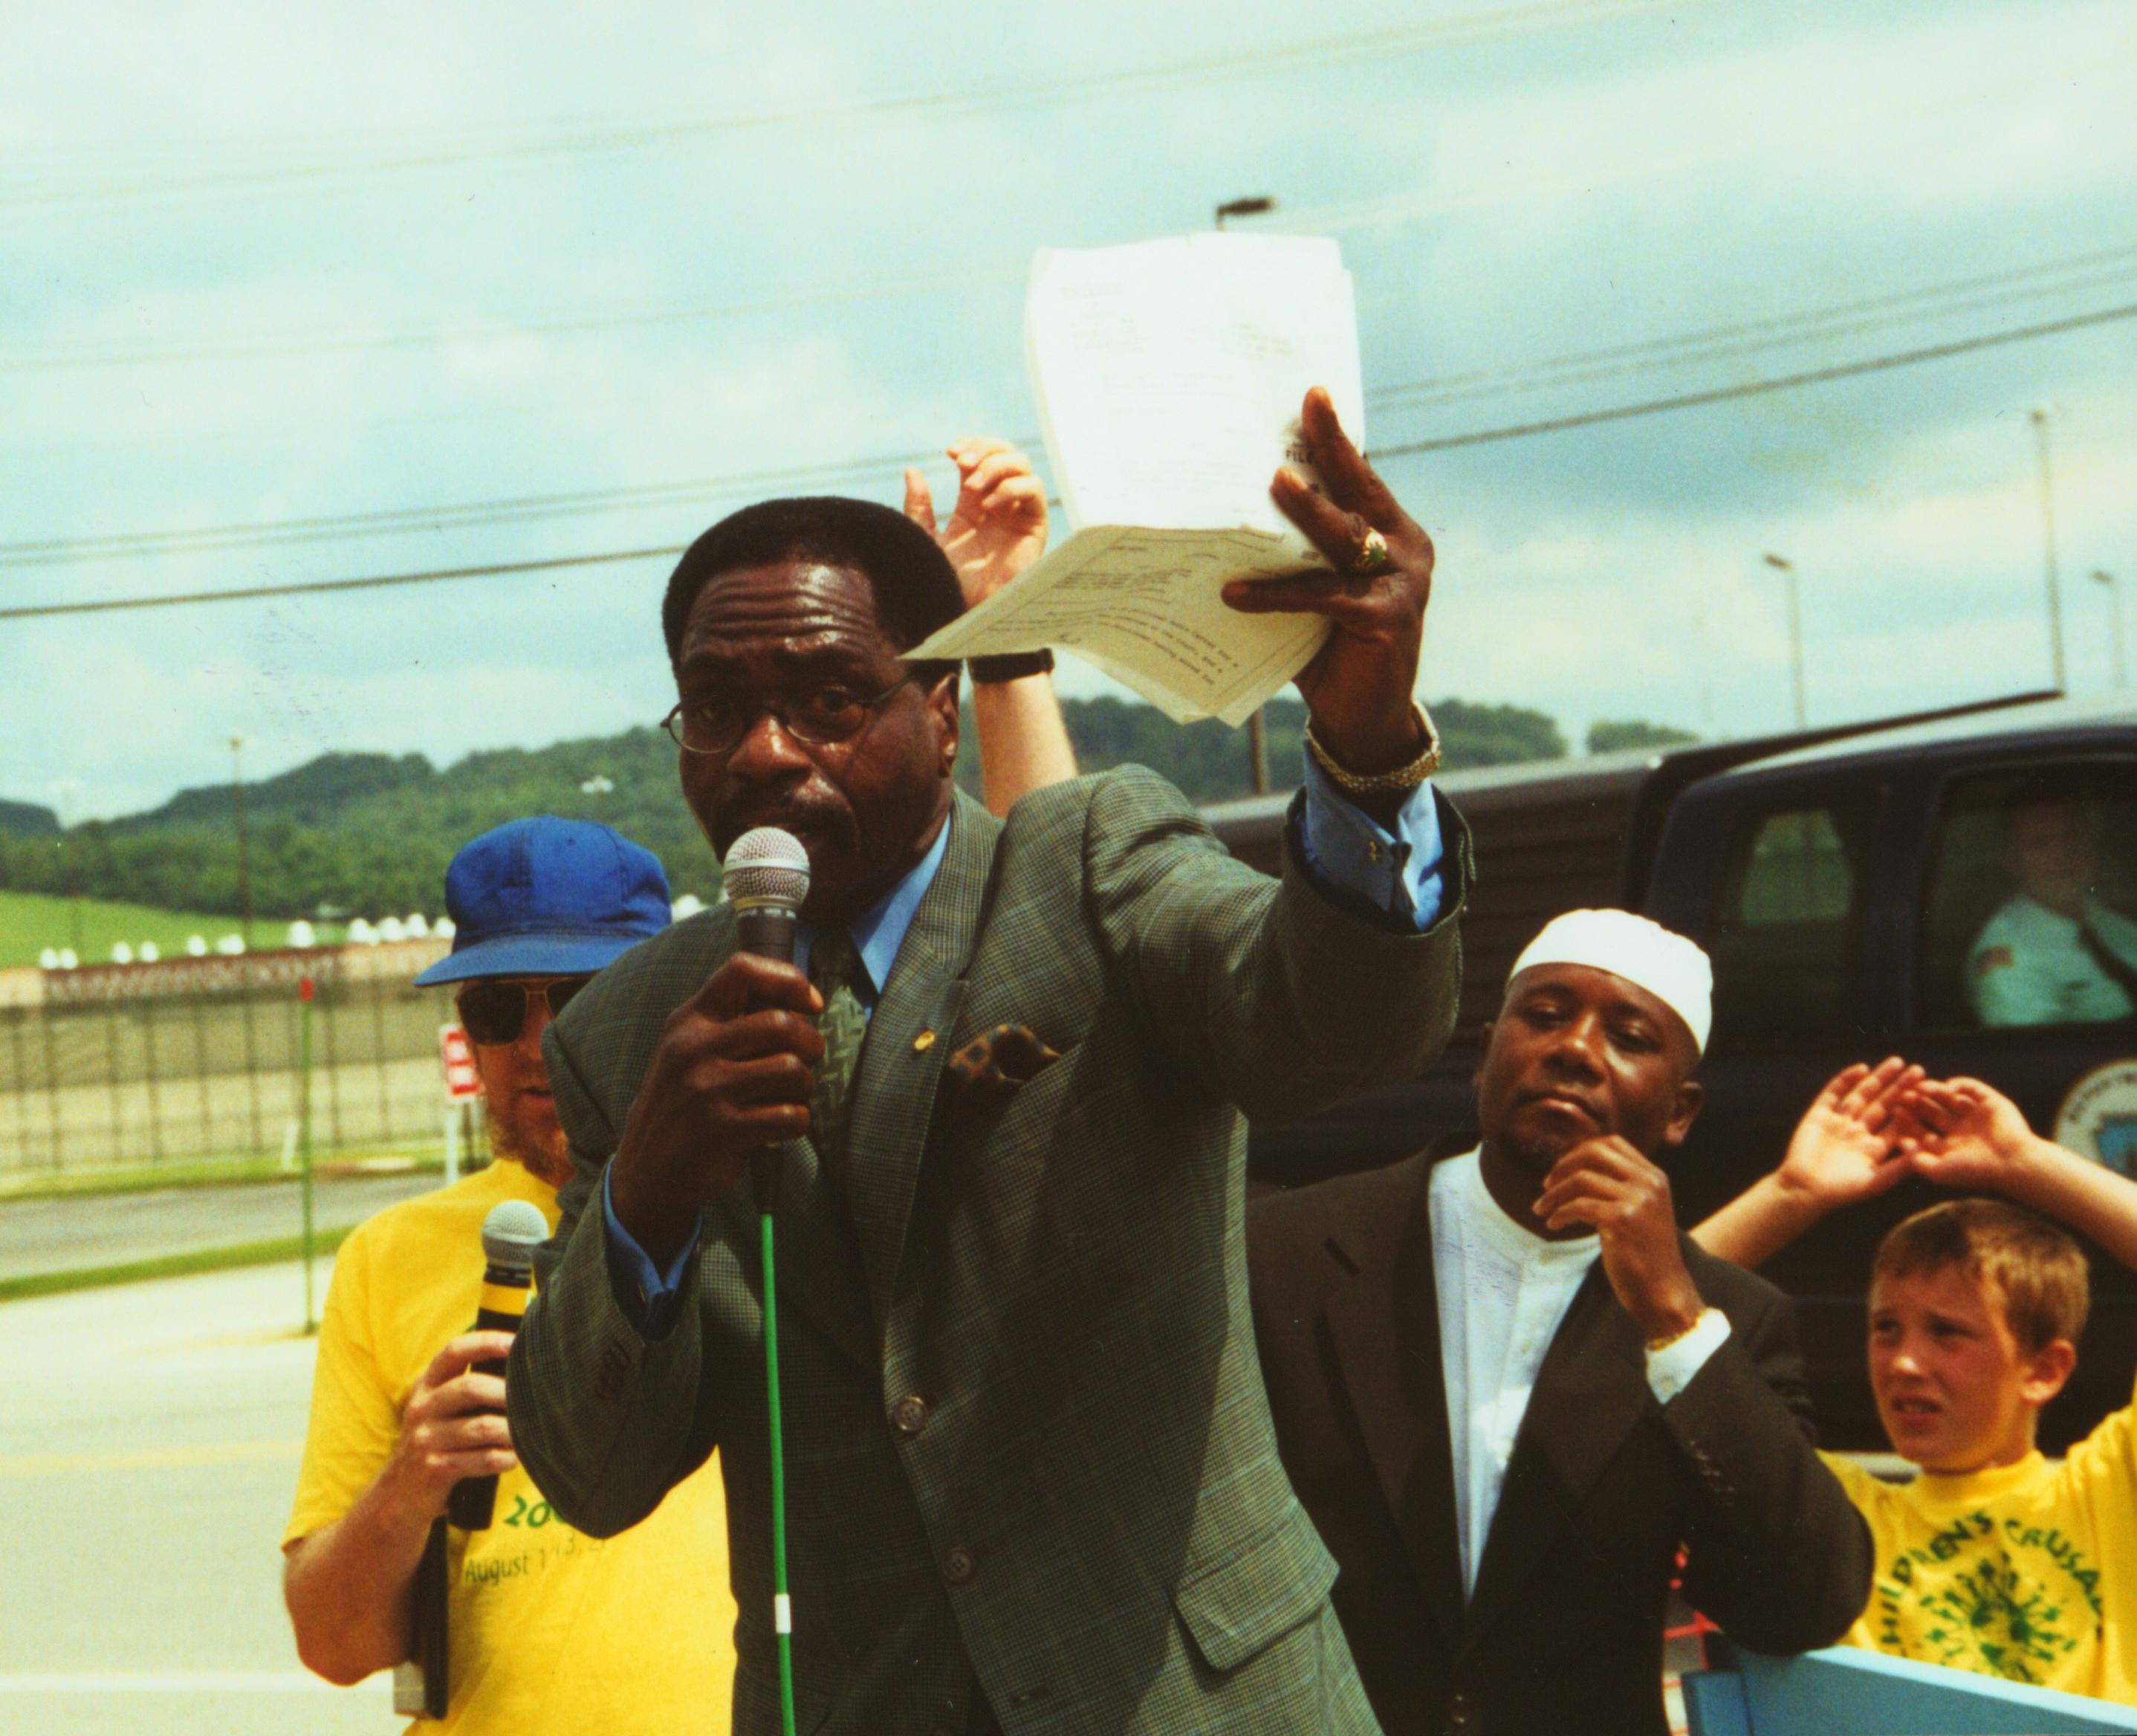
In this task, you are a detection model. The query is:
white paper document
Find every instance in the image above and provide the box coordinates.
[909,233,1365,726]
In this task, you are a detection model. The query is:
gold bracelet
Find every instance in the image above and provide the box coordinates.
[1303,700,1442,794]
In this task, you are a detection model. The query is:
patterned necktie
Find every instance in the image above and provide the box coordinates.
[807,927,869,1167]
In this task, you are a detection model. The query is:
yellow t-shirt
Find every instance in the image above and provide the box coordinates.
[285,1160,739,1732]
[1823,1378,2137,1703]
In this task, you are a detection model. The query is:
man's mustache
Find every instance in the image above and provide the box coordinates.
[713,794,857,857]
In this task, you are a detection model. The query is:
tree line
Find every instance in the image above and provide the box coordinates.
[0,701,1690,923]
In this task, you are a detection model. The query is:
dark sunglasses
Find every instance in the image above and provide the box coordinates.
[455,977,592,1046]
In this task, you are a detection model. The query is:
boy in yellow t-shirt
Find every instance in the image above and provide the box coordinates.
[1694,1061,2137,1703]
[283,819,738,1732]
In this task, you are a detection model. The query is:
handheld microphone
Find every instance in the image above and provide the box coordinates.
[721,826,811,1735]
[722,827,812,1211]
[723,826,811,966]
[446,1197,549,1531]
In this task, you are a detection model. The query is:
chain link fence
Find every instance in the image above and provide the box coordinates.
[0,940,458,1176]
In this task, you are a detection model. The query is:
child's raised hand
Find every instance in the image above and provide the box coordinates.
[1777,1057,1922,1208]
[1899,1077,2039,1192]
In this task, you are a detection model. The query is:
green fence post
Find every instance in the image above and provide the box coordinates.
[241,981,265,1155]
[103,1003,123,1167]
[42,1009,62,1172]
[7,1008,27,1173]
[190,991,211,1161]
[141,1000,165,1164]
[321,974,343,1150]
[299,976,318,1335]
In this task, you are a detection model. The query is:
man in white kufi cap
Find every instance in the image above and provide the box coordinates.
[1507,907,1714,1052]
[1250,909,1871,1736]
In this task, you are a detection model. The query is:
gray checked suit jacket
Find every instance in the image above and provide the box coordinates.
[508,766,1470,1736]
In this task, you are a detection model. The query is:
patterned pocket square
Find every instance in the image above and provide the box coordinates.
[943,1023,1064,1115]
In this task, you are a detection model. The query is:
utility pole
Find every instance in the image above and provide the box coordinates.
[1216,194,1277,797]
[2032,409,2066,693]
[2095,569,2127,690]
[229,735,253,949]
[1763,554,1808,731]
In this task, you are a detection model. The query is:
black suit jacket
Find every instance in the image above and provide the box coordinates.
[1249,1152,1871,1736]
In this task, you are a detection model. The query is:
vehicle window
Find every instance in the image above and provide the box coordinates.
[1919,762,2137,1030]
[1708,800,1875,1045]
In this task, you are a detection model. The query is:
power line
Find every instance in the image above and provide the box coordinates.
[13,233,2117,383]
[6,245,2127,571]
[0,446,959,568]
[10,111,2112,378]
[8,297,2128,624]
[0,547,681,622]
[1372,244,2137,411]
[1373,299,2137,458]
[1276,45,2136,242]
[1,267,1026,375]
[10,42,2106,378]
[0,0,1679,207]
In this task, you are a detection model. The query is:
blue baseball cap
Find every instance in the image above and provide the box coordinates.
[413,817,672,987]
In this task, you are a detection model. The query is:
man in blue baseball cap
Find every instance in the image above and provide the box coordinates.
[412,817,676,1185]
[283,817,743,1732]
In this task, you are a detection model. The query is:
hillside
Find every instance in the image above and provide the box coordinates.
[0,693,1597,923]
[0,800,59,838]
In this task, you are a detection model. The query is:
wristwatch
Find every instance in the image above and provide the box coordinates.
[967,650,1055,684]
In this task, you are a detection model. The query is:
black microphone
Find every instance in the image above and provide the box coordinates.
[721,826,812,1210]
[446,1197,548,1531]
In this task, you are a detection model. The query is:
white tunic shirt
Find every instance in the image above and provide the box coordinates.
[1430,1149,1600,1596]
[1428,1147,1729,1599]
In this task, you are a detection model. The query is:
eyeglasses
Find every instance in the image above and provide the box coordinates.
[661,675,918,757]
[455,977,592,1046]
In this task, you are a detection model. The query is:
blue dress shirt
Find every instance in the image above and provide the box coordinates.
[605,766,1445,1308]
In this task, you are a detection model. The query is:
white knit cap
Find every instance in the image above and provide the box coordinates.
[1508,909,1713,1054]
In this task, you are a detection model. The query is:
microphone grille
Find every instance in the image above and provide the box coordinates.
[723,826,811,910]
[480,1199,550,1272]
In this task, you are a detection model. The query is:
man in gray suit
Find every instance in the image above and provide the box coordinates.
[508,389,1468,1734]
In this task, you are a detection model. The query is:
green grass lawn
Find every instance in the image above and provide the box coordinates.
[0,890,346,970]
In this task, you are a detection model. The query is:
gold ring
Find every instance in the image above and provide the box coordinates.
[1349,529,1392,574]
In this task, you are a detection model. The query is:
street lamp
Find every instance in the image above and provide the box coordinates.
[1763,554,1808,731]
[2095,569,2127,690]
[2032,409,2066,693]
[1216,194,1277,795]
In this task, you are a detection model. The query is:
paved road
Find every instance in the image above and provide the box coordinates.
[0,1171,438,1282]
[0,1259,392,1734]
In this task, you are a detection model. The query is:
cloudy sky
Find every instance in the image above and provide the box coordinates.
[1,0,2131,819]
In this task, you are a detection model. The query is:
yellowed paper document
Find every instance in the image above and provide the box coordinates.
[910,234,1365,724]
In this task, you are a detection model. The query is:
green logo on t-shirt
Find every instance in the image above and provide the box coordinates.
[1873,1510,2101,1684]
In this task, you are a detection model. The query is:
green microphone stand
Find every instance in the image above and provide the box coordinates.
[751,1150,798,1736]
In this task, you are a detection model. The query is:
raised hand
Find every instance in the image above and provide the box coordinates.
[386,1332,520,1519]
[1898,1077,2043,1192]
[1222,386,1434,780]
[1897,1078,2137,1275]
[1776,1058,1922,1208]
[904,438,1049,610]
[606,952,826,1266]
[1534,1135,1705,1344]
